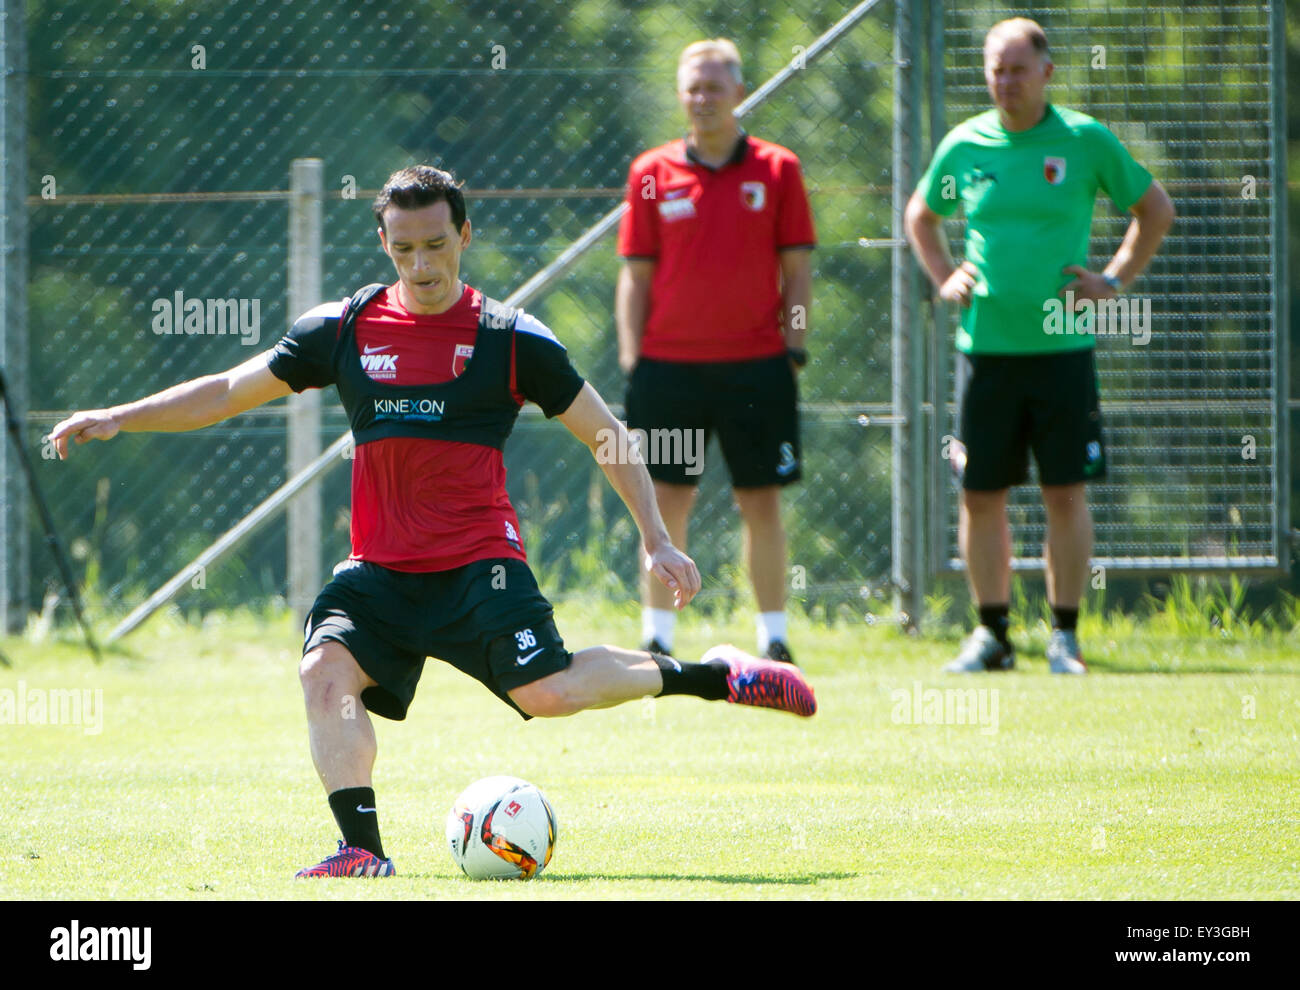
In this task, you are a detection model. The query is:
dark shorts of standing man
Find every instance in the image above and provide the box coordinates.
[625,354,801,488]
[954,347,1106,492]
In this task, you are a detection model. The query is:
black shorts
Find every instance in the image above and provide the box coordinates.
[625,355,800,487]
[302,557,571,721]
[955,348,1106,491]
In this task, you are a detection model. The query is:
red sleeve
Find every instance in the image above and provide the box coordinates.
[776,153,816,250]
[617,156,660,259]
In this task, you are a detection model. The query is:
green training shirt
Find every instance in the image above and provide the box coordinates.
[916,104,1153,354]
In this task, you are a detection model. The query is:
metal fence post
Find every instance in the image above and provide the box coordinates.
[1268,0,1290,567]
[892,0,925,629]
[288,159,324,622]
[0,0,29,633]
[924,0,947,584]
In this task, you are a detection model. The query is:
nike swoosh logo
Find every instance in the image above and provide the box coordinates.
[362,344,392,354]
[516,648,544,666]
[356,805,377,813]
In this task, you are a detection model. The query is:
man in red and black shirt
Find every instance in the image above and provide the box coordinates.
[617,39,815,665]
[50,165,817,878]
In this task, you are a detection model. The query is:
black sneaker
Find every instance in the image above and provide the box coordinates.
[762,640,797,666]
[642,638,671,656]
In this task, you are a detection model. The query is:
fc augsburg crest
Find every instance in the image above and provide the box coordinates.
[740,181,766,210]
[1044,156,1066,185]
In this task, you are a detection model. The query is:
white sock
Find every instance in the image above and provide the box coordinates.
[757,611,787,653]
[642,608,676,652]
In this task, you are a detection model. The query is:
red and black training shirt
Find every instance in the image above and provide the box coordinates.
[267,283,585,572]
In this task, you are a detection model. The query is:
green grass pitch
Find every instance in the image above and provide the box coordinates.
[1,601,1297,900]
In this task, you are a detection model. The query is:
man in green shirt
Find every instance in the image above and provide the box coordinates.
[905,17,1175,673]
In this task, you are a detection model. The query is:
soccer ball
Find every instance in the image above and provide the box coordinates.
[445,776,558,880]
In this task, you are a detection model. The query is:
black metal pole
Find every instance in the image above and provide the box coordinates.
[0,368,103,662]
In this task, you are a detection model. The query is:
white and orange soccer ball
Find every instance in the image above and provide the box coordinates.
[445,776,558,880]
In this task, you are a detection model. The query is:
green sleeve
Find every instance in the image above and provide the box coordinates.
[1091,123,1153,213]
[916,130,963,216]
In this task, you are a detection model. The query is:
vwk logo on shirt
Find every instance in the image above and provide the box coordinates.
[1043,156,1067,185]
[658,187,696,222]
[361,343,399,379]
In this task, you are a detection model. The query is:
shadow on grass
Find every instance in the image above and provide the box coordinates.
[1082,663,1295,676]
[998,644,1294,677]
[540,871,857,885]
[921,650,1286,677]
[393,871,857,886]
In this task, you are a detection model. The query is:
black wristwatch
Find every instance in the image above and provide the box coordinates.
[786,347,808,368]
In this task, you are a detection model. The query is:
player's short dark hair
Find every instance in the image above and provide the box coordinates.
[372,165,467,234]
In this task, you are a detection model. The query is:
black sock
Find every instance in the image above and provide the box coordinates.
[651,652,729,701]
[327,786,385,859]
[1052,606,1079,633]
[978,604,1011,647]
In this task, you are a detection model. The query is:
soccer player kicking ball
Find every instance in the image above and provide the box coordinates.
[49,165,816,879]
[905,18,1174,674]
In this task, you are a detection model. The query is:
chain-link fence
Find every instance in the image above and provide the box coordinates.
[2,0,1289,636]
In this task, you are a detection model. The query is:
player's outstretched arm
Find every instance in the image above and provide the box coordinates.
[556,382,701,608]
[48,351,293,459]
